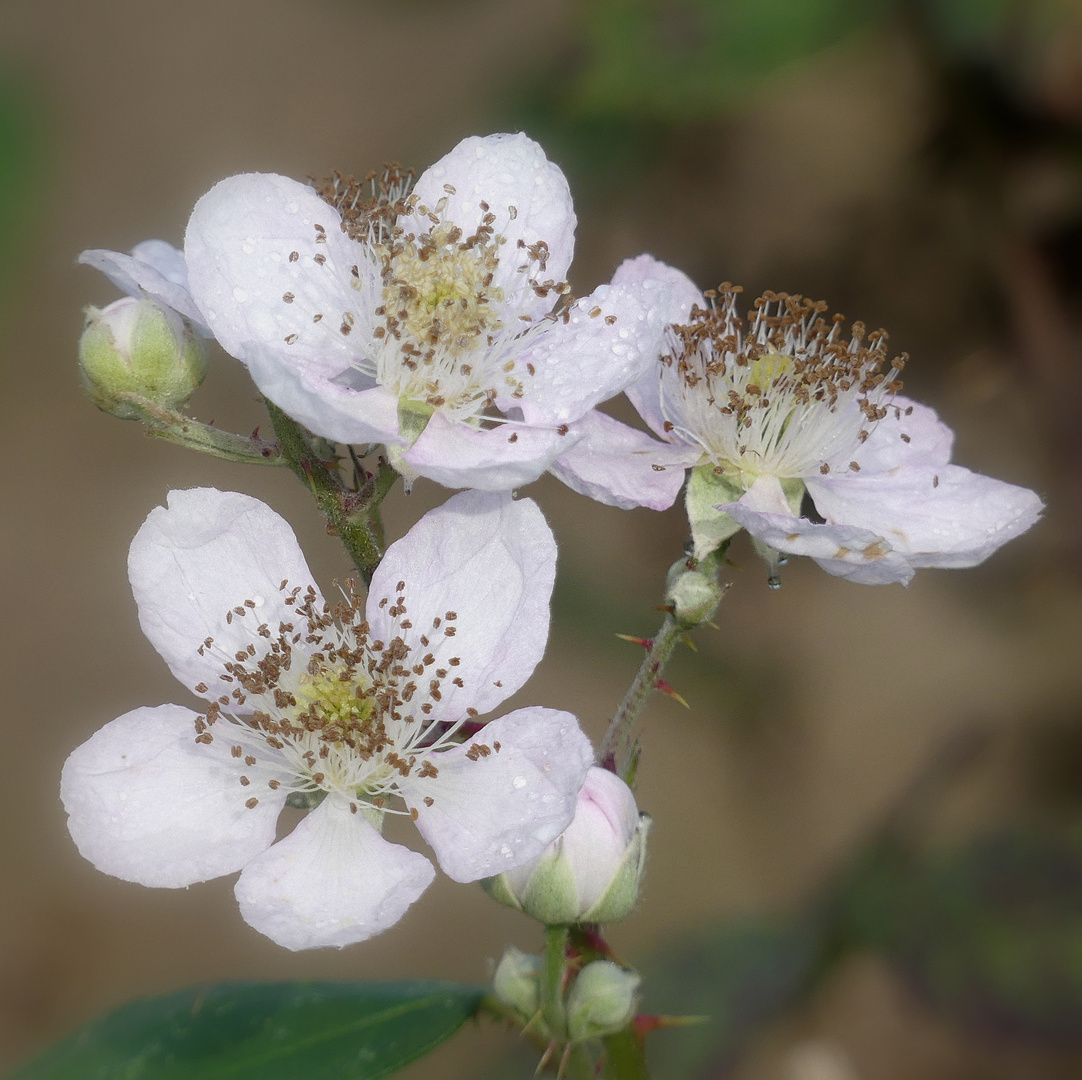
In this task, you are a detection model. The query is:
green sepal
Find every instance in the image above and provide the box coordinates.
[685,465,744,561]
[584,813,652,924]
[396,397,434,448]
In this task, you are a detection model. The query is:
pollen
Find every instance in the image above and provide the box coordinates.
[193,576,482,821]
[658,286,905,484]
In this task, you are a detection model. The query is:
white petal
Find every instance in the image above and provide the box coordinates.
[234,796,434,950]
[61,704,285,888]
[806,464,1043,568]
[368,491,556,720]
[245,342,401,446]
[129,488,321,696]
[185,173,362,377]
[406,133,576,301]
[402,707,594,882]
[844,395,955,474]
[726,478,915,585]
[78,242,208,330]
[399,412,579,490]
[549,410,692,510]
[516,276,674,426]
[616,256,702,438]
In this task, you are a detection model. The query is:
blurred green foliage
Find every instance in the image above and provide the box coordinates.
[0,72,43,314]
[5,981,484,1080]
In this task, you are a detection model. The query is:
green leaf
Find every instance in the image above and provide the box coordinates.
[7,980,484,1080]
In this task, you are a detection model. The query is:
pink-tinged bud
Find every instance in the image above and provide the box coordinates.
[78,296,207,418]
[483,767,650,925]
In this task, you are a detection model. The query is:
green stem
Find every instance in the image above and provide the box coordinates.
[542,924,569,1041]
[266,400,397,584]
[602,1028,651,1080]
[113,392,285,466]
[597,613,683,785]
[598,554,725,784]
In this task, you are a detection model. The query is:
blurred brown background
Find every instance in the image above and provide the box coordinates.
[0,1,1079,1077]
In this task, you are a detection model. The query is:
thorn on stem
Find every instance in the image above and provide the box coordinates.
[655,679,689,709]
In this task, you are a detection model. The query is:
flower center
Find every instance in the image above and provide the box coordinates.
[660,286,904,484]
[311,169,569,428]
[191,580,467,816]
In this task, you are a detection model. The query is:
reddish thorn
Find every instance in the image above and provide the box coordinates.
[615,633,653,649]
[655,679,689,709]
[251,426,261,439]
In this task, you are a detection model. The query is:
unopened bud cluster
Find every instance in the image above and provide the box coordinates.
[484,767,649,926]
[492,948,640,1043]
[79,297,207,418]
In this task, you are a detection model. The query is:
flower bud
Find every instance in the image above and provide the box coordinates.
[484,767,650,925]
[491,946,543,1023]
[566,960,640,1042]
[79,296,208,418]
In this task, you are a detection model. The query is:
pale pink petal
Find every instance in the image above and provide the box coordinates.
[406,133,576,305]
[234,796,434,950]
[844,395,955,474]
[549,410,692,510]
[367,491,555,720]
[617,256,702,439]
[79,242,208,330]
[185,173,363,377]
[401,707,594,882]
[129,488,321,697]
[245,343,401,446]
[400,412,579,490]
[515,273,676,426]
[726,478,915,585]
[61,705,286,888]
[806,464,1043,568]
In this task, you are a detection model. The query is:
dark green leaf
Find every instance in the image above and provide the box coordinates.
[7,980,484,1080]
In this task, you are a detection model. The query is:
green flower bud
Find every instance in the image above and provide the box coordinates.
[79,296,207,418]
[665,556,723,626]
[492,946,543,1023]
[484,767,650,926]
[566,960,640,1042]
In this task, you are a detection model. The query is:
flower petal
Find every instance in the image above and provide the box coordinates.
[185,172,362,378]
[401,707,594,882]
[617,256,702,439]
[245,343,400,446]
[399,412,579,490]
[367,491,556,721]
[549,410,692,510]
[129,487,322,697]
[806,464,1043,568]
[78,241,208,331]
[234,796,435,950]
[845,395,955,474]
[515,274,676,426]
[726,477,915,585]
[61,704,285,888]
[406,133,576,303]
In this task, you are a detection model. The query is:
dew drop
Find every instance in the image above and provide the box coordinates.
[241,243,254,256]
[232,287,249,303]
[286,201,299,215]
[767,575,782,590]
[512,776,526,790]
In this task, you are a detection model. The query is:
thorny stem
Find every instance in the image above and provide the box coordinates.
[597,612,684,786]
[598,553,724,784]
[602,1028,651,1080]
[265,400,398,584]
[112,392,285,465]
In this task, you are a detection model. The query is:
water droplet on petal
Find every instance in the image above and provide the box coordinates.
[233,287,248,303]
[512,776,526,789]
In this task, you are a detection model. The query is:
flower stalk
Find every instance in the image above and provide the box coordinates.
[111,392,285,466]
[265,399,396,583]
